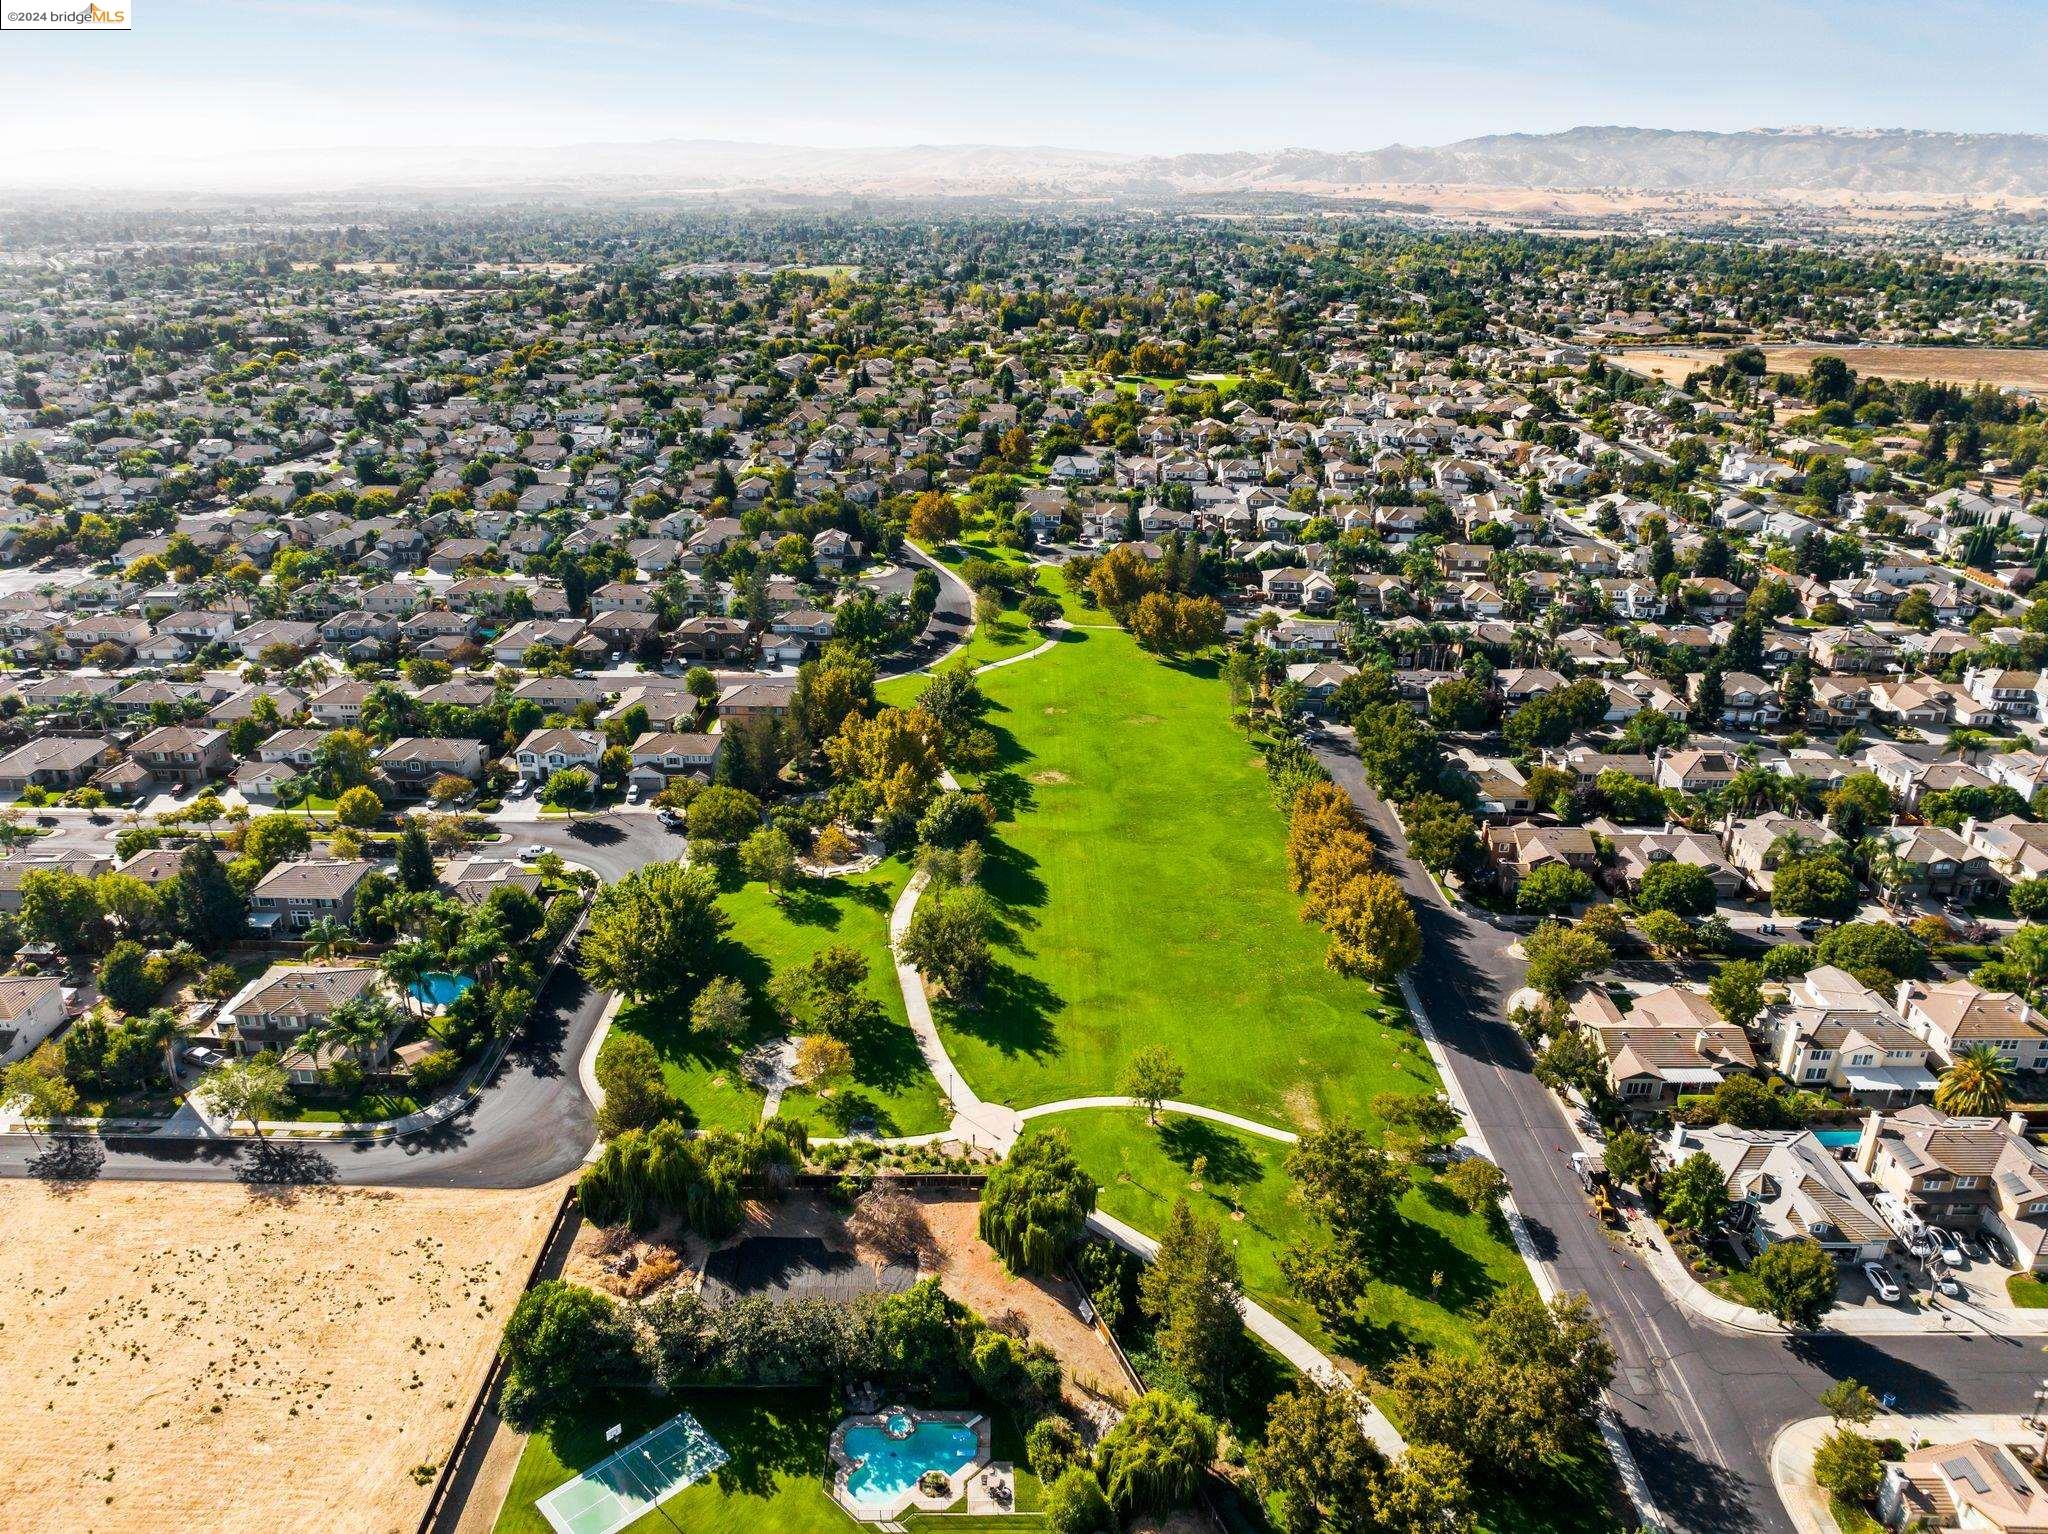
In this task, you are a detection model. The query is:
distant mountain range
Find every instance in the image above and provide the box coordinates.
[34,126,2048,200]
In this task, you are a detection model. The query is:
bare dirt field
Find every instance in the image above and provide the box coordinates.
[0,1176,567,1534]
[1612,344,2048,390]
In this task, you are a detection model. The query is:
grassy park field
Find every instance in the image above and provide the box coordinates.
[936,626,1440,1131]
[610,857,946,1139]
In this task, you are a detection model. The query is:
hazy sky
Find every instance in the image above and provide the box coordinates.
[2,0,2044,184]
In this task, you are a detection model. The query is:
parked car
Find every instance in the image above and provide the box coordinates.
[520,843,547,860]
[1862,1263,1901,1302]
[1981,1230,2016,1268]
[1932,1228,1966,1266]
[185,1045,222,1070]
[1958,1232,1992,1266]
[1759,921,1780,936]
[1932,1269,1964,1298]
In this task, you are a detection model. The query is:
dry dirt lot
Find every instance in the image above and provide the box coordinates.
[0,1176,567,1534]
[1613,343,2048,390]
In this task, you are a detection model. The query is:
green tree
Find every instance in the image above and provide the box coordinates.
[687,783,761,843]
[1749,1238,1839,1328]
[594,1030,677,1139]
[96,940,157,1013]
[1935,1043,2013,1117]
[394,824,436,892]
[1819,1378,1880,1427]
[173,843,246,945]
[1708,960,1768,1030]
[1635,907,1698,959]
[1813,922,1925,982]
[898,882,995,1003]
[1044,1467,1113,1534]
[194,1052,290,1136]
[18,869,101,951]
[1442,1155,1507,1215]
[979,1130,1096,1274]
[334,784,383,828]
[689,975,751,1041]
[1140,1198,1243,1405]
[496,1281,646,1433]
[1662,1151,1731,1233]
[1812,1428,1884,1506]
[579,863,729,1004]
[1523,921,1612,998]
[538,768,592,814]
[242,813,312,870]
[1252,1380,1386,1534]
[738,826,801,903]
[1771,855,1859,919]
[1637,860,1717,917]
[1602,1127,1657,1188]
[1093,1391,1216,1521]
[1118,1045,1184,1124]
[1515,863,1596,915]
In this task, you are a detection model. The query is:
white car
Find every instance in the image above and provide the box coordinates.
[1933,1270,1964,1298]
[1862,1263,1901,1302]
[520,843,547,860]
[1932,1228,1966,1266]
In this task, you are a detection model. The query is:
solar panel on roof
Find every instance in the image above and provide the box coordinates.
[1941,1457,1991,1495]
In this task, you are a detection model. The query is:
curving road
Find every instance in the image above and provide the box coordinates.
[1311,729,2048,1534]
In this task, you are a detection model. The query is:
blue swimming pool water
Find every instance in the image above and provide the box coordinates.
[1813,1130,1860,1148]
[842,1420,979,1507]
[409,972,474,1007]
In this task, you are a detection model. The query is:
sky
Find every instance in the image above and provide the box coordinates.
[1,0,2044,187]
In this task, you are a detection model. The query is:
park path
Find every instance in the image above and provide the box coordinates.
[1017,1097,1299,1142]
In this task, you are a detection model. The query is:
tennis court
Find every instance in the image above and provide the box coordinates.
[535,1412,728,1534]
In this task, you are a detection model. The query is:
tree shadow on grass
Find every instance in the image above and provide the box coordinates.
[1375,1210,1504,1315]
[838,997,931,1099]
[1156,1115,1267,1190]
[936,962,1061,1065]
[808,1087,896,1138]
[776,882,845,930]
[694,1389,837,1501]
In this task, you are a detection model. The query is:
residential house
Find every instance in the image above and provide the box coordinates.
[1897,978,2048,1074]
[218,963,400,1085]
[1666,1123,1891,1265]
[512,727,604,783]
[0,976,69,1065]
[247,859,374,934]
[1855,1105,2048,1271]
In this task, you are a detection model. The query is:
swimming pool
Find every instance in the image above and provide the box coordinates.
[1813,1130,1861,1148]
[408,971,474,1008]
[840,1418,981,1508]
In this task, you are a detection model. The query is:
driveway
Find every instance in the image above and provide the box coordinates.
[1312,729,2048,1533]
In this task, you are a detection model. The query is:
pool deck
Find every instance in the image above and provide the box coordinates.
[827,1407,991,1523]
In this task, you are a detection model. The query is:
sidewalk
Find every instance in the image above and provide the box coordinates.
[1771,1413,2037,1534]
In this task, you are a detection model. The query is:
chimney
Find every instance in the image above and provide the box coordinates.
[1855,1110,1883,1173]
[2011,1111,2030,1139]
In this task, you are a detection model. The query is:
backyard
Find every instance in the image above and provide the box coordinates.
[495,1388,1046,1534]
[608,856,947,1139]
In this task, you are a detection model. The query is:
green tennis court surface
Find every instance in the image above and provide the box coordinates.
[535,1412,728,1534]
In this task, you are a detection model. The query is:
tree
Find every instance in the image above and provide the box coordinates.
[738,826,800,903]
[917,791,992,851]
[1749,1238,1838,1328]
[1814,922,1925,982]
[194,1053,290,1136]
[1819,1378,1880,1427]
[1935,1043,2013,1117]
[579,863,729,1003]
[394,824,436,892]
[1442,1155,1507,1215]
[1253,1380,1386,1534]
[1321,871,1422,979]
[1533,1027,1608,1104]
[1288,1119,1404,1263]
[173,843,245,945]
[538,768,592,814]
[1119,1045,1184,1124]
[18,869,100,951]
[594,1030,676,1138]
[686,784,761,844]
[1602,1127,1657,1188]
[2011,879,2048,923]
[96,940,156,1013]
[979,1130,1096,1274]
[793,1032,854,1086]
[1045,1466,1112,1534]
[1771,855,1858,919]
[243,813,312,870]
[314,728,374,793]
[1093,1390,1216,1521]
[1515,863,1595,915]
[3,1054,79,1127]
[334,784,383,828]
[907,490,962,545]
[1374,1441,1476,1534]
[899,882,995,1003]
[1708,960,1768,1030]
[1661,1151,1731,1233]
[497,1281,646,1433]
[1141,1198,1243,1404]
[1812,1428,1884,1507]
[1597,769,1667,824]
[1635,907,1698,959]
[1522,921,1611,998]
[1428,676,1490,732]
[690,975,751,1041]
[1637,860,1716,917]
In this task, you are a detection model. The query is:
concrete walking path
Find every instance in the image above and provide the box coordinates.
[1087,1206,1408,1460]
[888,866,1021,1153]
[1017,1097,1299,1142]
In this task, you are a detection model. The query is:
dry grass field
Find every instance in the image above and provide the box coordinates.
[0,1176,567,1534]
[1612,344,2048,390]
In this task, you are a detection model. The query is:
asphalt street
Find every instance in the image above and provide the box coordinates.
[1312,732,2048,1533]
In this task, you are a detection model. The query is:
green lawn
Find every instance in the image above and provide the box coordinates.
[495,1389,851,1534]
[496,1390,1043,1534]
[935,626,1442,1133]
[611,857,947,1139]
[1033,1108,1530,1369]
[2009,1274,2048,1307]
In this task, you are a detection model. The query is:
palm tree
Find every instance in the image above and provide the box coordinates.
[1935,1045,2013,1117]
[379,937,438,1019]
[301,916,354,959]
[300,994,400,1079]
